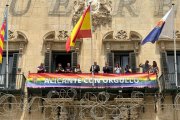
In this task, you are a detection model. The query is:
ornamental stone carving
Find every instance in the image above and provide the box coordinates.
[92,0,112,30]
[43,31,82,52]
[103,30,142,53]
[114,30,128,40]
[8,30,16,40]
[72,1,85,25]
[72,0,112,31]
[4,30,28,54]
[57,30,69,40]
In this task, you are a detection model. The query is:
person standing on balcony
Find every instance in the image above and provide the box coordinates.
[124,65,132,73]
[103,62,111,73]
[114,63,122,74]
[149,61,159,75]
[37,63,46,73]
[139,60,151,73]
[55,63,65,73]
[90,62,100,73]
[65,63,73,73]
[74,64,82,73]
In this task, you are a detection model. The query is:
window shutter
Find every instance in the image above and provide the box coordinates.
[11,53,19,89]
[160,52,168,74]
[12,53,19,75]
[44,52,51,72]
[71,52,78,70]
[129,52,136,73]
[107,52,114,73]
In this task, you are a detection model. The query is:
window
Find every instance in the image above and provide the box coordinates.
[167,51,180,73]
[107,51,136,73]
[44,51,78,73]
[0,52,19,74]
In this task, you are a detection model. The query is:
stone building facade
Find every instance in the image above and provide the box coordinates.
[0,0,180,75]
[0,0,180,120]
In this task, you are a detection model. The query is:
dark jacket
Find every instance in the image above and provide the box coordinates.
[90,65,100,73]
[103,66,111,73]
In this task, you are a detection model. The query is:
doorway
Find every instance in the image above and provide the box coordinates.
[107,51,136,73]
[51,52,71,72]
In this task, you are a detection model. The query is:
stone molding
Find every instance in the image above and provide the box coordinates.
[43,31,82,52]
[4,30,28,54]
[157,31,180,51]
[103,30,141,53]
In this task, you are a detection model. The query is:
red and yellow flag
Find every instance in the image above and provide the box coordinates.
[0,19,6,63]
[66,5,92,52]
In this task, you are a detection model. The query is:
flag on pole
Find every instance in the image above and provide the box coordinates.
[141,8,173,45]
[0,15,7,63]
[66,5,92,52]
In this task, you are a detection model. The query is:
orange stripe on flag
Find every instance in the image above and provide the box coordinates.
[66,37,71,52]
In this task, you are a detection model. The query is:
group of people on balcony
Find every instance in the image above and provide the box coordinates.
[37,60,159,74]
[139,60,159,74]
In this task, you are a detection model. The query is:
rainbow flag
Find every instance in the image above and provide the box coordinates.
[27,73,158,88]
[0,16,7,63]
[66,5,92,52]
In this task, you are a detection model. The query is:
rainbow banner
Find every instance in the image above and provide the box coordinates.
[26,73,158,88]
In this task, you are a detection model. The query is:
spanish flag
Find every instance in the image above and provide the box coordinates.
[0,17,7,63]
[66,5,92,52]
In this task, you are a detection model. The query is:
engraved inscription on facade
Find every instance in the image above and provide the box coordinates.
[154,0,177,16]
[10,0,31,16]
[48,0,74,16]
[112,0,138,17]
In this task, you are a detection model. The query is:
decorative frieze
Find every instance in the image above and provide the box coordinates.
[157,30,180,51]
[103,30,141,53]
[4,30,28,54]
[43,31,82,52]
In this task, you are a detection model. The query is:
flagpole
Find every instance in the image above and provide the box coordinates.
[89,2,94,79]
[6,4,9,89]
[88,2,95,87]
[172,4,178,88]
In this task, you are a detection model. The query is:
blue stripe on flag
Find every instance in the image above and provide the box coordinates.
[141,22,165,45]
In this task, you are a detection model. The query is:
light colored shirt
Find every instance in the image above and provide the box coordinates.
[114,67,121,74]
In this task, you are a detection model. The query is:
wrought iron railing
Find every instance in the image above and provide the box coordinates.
[0,74,26,90]
[159,73,180,91]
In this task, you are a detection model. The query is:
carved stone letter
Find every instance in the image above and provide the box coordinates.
[48,0,72,16]
[113,0,138,17]
[10,0,31,16]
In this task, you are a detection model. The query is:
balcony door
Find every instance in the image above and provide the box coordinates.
[107,51,136,73]
[44,51,78,73]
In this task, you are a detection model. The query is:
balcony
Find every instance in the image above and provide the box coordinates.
[159,73,180,91]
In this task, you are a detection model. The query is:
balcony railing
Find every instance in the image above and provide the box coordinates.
[159,73,180,91]
[0,74,26,91]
